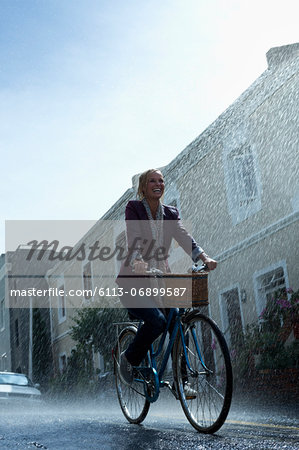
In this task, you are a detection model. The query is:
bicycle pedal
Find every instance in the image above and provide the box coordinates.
[183,383,197,400]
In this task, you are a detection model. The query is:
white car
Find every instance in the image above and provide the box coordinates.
[0,372,41,401]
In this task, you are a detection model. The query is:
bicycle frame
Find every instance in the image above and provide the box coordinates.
[133,308,208,398]
[114,267,233,433]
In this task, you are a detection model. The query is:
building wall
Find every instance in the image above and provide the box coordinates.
[6,248,55,380]
[46,204,135,372]
[161,44,299,345]
[49,43,299,366]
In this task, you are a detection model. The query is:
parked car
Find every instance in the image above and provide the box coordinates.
[0,372,41,401]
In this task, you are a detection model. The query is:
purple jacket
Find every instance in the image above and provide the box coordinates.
[116,200,203,283]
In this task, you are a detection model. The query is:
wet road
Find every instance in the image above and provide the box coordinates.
[0,391,298,449]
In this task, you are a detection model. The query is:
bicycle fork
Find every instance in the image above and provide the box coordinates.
[180,323,213,377]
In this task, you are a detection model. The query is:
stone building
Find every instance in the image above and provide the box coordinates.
[48,43,299,373]
[2,247,55,382]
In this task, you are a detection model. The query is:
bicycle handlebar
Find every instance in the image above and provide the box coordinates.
[132,264,209,275]
[190,263,209,273]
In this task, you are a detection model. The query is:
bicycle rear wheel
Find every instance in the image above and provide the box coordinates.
[114,326,150,424]
[173,312,233,433]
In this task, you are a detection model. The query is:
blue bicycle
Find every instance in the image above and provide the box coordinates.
[114,266,233,434]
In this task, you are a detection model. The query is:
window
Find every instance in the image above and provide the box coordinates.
[0,353,7,371]
[58,284,66,323]
[163,181,181,213]
[83,261,92,300]
[224,143,261,224]
[0,298,4,330]
[259,267,285,302]
[168,199,177,208]
[254,263,287,318]
[15,318,19,347]
[230,145,258,207]
[11,280,18,306]
[219,287,244,350]
[163,193,181,252]
[59,353,67,373]
[115,231,126,273]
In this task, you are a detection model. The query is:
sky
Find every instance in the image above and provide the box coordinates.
[1,0,299,253]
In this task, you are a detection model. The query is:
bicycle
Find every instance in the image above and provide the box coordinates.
[113,265,233,434]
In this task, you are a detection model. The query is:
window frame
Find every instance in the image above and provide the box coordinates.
[223,141,262,225]
[82,260,93,301]
[15,318,19,347]
[114,230,127,274]
[59,352,67,373]
[253,260,289,319]
[0,298,5,331]
[218,283,245,348]
[57,282,66,324]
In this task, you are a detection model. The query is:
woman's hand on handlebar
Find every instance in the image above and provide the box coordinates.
[132,260,149,274]
[200,253,217,271]
[205,258,217,270]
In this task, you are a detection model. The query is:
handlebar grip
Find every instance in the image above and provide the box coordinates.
[192,263,209,272]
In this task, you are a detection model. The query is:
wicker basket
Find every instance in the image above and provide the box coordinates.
[162,272,209,307]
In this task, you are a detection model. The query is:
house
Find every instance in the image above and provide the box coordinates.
[48,43,299,373]
[4,246,56,383]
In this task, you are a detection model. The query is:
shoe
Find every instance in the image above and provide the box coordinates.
[119,351,133,385]
[183,382,197,400]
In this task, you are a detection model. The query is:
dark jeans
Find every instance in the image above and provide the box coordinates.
[125,306,178,366]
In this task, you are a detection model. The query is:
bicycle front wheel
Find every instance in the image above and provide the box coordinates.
[114,326,150,424]
[173,313,233,433]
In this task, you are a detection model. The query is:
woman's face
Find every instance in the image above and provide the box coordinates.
[144,171,165,201]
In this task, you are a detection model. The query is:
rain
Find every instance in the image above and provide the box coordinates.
[1,2,299,449]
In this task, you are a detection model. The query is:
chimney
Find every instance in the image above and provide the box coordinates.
[266,43,299,69]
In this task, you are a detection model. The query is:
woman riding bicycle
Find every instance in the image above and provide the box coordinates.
[116,168,217,391]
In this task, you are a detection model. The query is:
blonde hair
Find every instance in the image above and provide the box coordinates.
[137,169,163,200]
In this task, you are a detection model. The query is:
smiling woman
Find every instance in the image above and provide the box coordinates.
[116,168,217,384]
[137,169,165,207]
